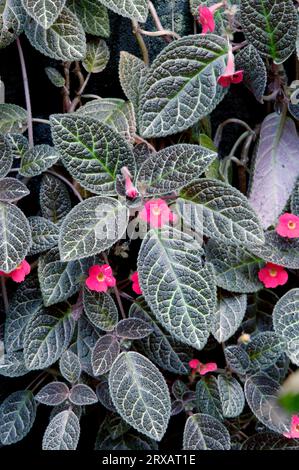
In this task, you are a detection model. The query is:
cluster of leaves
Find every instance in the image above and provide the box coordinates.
[1,0,299,451]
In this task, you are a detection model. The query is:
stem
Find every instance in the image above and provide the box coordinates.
[1,276,9,314]
[138,29,180,39]
[46,169,83,201]
[214,118,254,147]
[148,1,173,43]
[62,62,71,112]
[68,72,91,113]
[16,37,33,148]
[32,118,51,125]
[102,253,126,320]
[134,134,156,152]
[132,20,150,65]
[82,94,102,100]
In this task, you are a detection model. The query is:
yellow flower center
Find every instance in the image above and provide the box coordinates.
[97,272,105,282]
[288,221,296,230]
[152,206,161,216]
[269,268,277,277]
[15,264,22,270]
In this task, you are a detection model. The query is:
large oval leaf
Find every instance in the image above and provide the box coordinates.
[251,231,299,269]
[211,293,247,343]
[92,334,120,376]
[249,113,299,229]
[20,144,60,177]
[59,196,128,262]
[40,174,71,226]
[246,332,285,371]
[83,288,118,331]
[109,352,171,441]
[68,0,110,37]
[273,289,299,365]
[0,177,29,202]
[217,375,245,418]
[22,0,66,28]
[0,391,36,445]
[242,432,299,450]
[42,409,80,450]
[183,413,230,450]
[196,376,222,421]
[0,134,13,178]
[138,228,216,350]
[139,34,227,138]
[97,0,148,22]
[235,45,267,103]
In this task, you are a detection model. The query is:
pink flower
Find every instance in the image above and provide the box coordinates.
[218,44,243,88]
[131,271,142,295]
[189,359,200,370]
[258,262,288,289]
[197,3,223,35]
[85,264,116,292]
[283,415,299,439]
[188,359,218,375]
[121,166,138,199]
[139,198,177,228]
[0,259,31,283]
[276,213,299,239]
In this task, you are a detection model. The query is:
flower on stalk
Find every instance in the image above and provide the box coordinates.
[276,213,299,239]
[85,264,116,292]
[121,166,138,199]
[258,262,288,289]
[197,2,224,34]
[218,43,243,88]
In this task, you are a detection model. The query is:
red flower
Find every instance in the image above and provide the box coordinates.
[284,415,299,439]
[121,166,138,199]
[0,260,31,283]
[189,359,200,370]
[258,263,288,288]
[197,2,223,35]
[139,198,177,228]
[189,359,218,375]
[131,271,142,295]
[276,213,299,239]
[218,44,243,88]
[85,264,116,292]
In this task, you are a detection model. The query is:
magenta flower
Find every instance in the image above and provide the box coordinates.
[218,44,243,88]
[121,166,138,199]
[197,2,223,35]
[131,271,142,295]
[276,213,299,239]
[0,259,31,283]
[189,359,218,375]
[284,416,299,439]
[85,264,116,292]
[258,262,288,289]
[189,359,200,370]
[139,198,177,228]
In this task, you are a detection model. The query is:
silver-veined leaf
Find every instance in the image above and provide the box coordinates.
[183,413,231,450]
[196,376,222,421]
[235,45,266,103]
[28,216,59,255]
[224,345,250,375]
[115,318,153,340]
[20,144,60,177]
[211,293,247,343]
[0,177,29,202]
[40,173,71,225]
[22,0,66,28]
[98,0,148,22]
[0,391,36,445]
[0,134,12,178]
[0,351,28,377]
[69,384,97,405]
[77,316,103,375]
[0,0,26,49]
[119,51,146,112]
[251,230,299,269]
[273,289,299,365]
[42,409,80,450]
[217,375,245,418]
[0,103,27,133]
[68,0,110,37]
[83,287,118,332]
[82,38,109,73]
[92,334,120,376]
[242,432,299,450]
[4,132,28,158]
[35,382,69,406]
[45,66,65,87]
[246,332,285,371]
[59,350,81,384]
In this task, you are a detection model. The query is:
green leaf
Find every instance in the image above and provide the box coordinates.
[183,413,230,450]
[59,350,81,384]
[273,288,299,366]
[137,145,216,196]
[246,331,286,371]
[196,376,222,421]
[119,51,146,113]
[109,352,171,441]
[0,133,13,178]
[137,228,216,350]
[139,34,228,138]
[0,0,26,49]
[251,230,299,269]
[92,334,120,376]
[211,293,247,343]
[0,103,27,133]
[217,375,245,418]
[98,0,148,22]
[4,132,28,158]
[45,66,65,87]
[76,99,136,143]
[42,409,80,450]
[68,0,110,37]
[0,177,29,202]
[25,7,86,61]
[245,372,292,434]
[20,144,60,177]
[50,114,135,195]
[180,178,264,248]
[0,201,32,273]
[5,275,43,352]
[22,0,66,28]
[240,0,297,64]
[40,174,71,225]
[128,299,189,375]
[28,216,59,255]
[83,288,118,332]
[205,240,263,294]
[242,432,299,450]
[82,38,109,73]
[24,304,75,370]
[278,393,299,414]
[0,391,36,445]
[58,196,128,262]
[235,45,267,103]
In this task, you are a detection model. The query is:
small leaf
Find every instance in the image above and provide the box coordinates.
[22,0,66,29]
[82,38,109,73]
[25,7,86,61]
[183,413,231,450]
[77,316,103,375]
[59,196,128,262]
[224,345,250,375]
[98,0,148,22]
[0,103,27,133]
[45,66,65,87]
[59,350,81,384]
[109,352,171,441]
[240,0,297,64]
[211,293,247,343]
[196,376,222,421]
[69,384,97,405]
[68,0,110,37]
[35,382,69,406]
[40,173,71,225]
[251,230,299,269]
[83,288,118,332]
[0,391,36,445]
[217,375,245,418]
[92,334,120,376]
[0,177,29,202]
[246,332,285,371]
[24,305,75,370]
[4,133,28,159]
[0,201,32,273]
[115,318,153,340]
[42,409,80,450]
[20,144,60,177]
[28,216,59,256]
[235,45,267,102]
[242,432,299,450]
[273,288,299,365]
[180,178,264,248]
[0,134,13,178]
[119,51,146,112]
[50,114,135,195]
[245,372,292,434]
[137,145,216,195]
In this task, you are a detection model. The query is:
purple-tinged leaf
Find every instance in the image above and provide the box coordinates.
[91,334,120,376]
[69,384,98,405]
[115,318,153,340]
[35,382,69,406]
